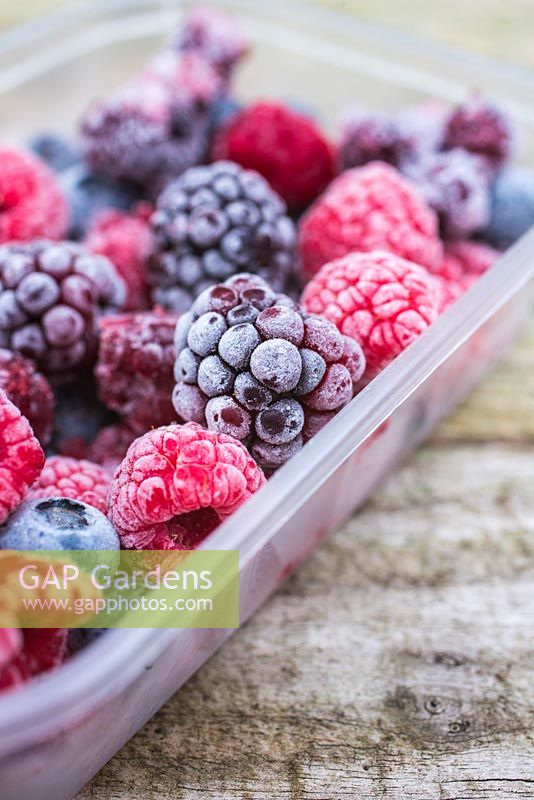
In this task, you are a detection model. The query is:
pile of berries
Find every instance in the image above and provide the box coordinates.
[0,4,530,693]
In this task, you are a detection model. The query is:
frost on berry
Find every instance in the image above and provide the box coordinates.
[299,161,443,279]
[0,348,55,445]
[302,251,439,378]
[0,389,44,524]
[108,422,266,549]
[29,456,111,514]
[172,274,365,470]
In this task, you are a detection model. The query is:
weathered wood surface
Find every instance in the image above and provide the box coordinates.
[78,317,534,799]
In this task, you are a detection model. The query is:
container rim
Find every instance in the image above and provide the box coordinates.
[0,0,534,755]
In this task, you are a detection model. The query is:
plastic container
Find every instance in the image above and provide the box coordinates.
[1,2,534,798]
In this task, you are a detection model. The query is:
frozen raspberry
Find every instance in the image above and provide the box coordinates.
[299,162,443,279]
[149,161,297,311]
[442,240,499,279]
[0,240,125,379]
[177,6,249,81]
[28,456,111,514]
[442,94,512,173]
[482,167,534,249]
[404,149,490,240]
[0,389,44,524]
[87,423,138,472]
[173,274,364,470]
[0,629,69,693]
[0,348,54,446]
[81,51,221,193]
[85,206,153,311]
[108,421,266,549]
[96,309,178,433]
[0,628,21,670]
[212,102,336,209]
[0,145,68,244]
[301,251,439,378]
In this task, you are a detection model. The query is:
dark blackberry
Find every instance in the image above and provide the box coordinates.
[0,348,55,446]
[441,94,512,173]
[0,240,125,380]
[95,309,178,434]
[339,108,411,170]
[80,51,221,194]
[29,132,81,172]
[149,161,297,312]
[172,274,365,470]
[61,164,141,240]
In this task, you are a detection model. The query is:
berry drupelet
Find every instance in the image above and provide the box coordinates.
[172,274,365,471]
[96,309,178,434]
[149,161,298,311]
[0,240,125,380]
[0,348,55,446]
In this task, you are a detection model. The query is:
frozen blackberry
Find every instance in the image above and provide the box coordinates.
[0,240,125,380]
[81,51,221,194]
[149,161,297,311]
[441,94,512,173]
[0,348,55,446]
[172,274,365,470]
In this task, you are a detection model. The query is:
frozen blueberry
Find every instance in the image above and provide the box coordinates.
[29,132,81,172]
[0,497,119,551]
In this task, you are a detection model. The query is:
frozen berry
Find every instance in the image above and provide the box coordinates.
[442,240,499,279]
[442,94,512,173]
[96,309,178,433]
[302,251,439,378]
[85,206,152,311]
[61,164,141,240]
[0,240,125,379]
[87,423,137,472]
[0,497,119,551]
[52,379,115,459]
[0,348,54,445]
[29,456,111,514]
[338,108,411,170]
[212,102,336,209]
[0,629,69,693]
[0,145,68,243]
[177,6,249,81]
[299,162,443,279]
[173,274,365,470]
[81,51,221,193]
[0,629,22,670]
[29,132,80,172]
[108,422,265,549]
[0,389,44,525]
[404,149,490,240]
[149,161,297,310]
[482,167,534,249]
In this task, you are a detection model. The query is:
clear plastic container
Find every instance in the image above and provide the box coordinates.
[1,2,534,798]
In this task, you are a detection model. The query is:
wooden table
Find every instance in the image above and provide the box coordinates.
[78,312,534,799]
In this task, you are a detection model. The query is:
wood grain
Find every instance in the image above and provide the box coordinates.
[77,317,534,798]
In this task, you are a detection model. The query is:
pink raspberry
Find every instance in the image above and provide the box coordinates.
[0,145,68,243]
[0,628,22,670]
[85,206,152,311]
[87,423,138,472]
[0,629,69,693]
[0,348,55,446]
[301,251,439,378]
[298,162,443,279]
[96,309,178,434]
[432,240,499,313]
[0,389,44,525]
[108,422,266,549]
[29,455,111,514]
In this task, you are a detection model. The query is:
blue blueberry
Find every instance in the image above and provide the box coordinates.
[29,132,81,172]
[482,167,534,249]
[0,497,119,551]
